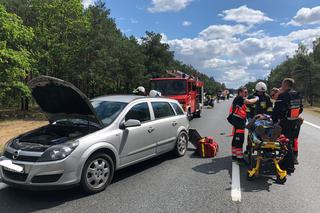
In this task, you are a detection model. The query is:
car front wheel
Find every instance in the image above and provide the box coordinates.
[81,153,114,194]
[174,131,188,157]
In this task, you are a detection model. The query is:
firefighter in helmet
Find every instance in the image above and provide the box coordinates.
[272,78,303,173]
[246,82,273,121]
[133,86,146,96]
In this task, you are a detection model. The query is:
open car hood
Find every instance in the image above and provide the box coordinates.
[28,76,103,128]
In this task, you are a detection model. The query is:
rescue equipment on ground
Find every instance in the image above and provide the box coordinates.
[188,129,219,158]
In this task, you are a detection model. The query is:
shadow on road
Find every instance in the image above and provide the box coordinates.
[0,186,87,213]
[0,152,176,213]
[191,155,279,193]
[239,160,279,193]
[191,156,232,177]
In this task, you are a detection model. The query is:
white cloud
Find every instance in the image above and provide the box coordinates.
[287,6,320,26]
[202,58,237,69]
[164,24,320,88]
[130,18,139,24]
[82,0,95,9]
[148,0,192,13]
[199,24,249,40]
[221,5,273,25]
[182,21,192,27]
[160,33,168,43]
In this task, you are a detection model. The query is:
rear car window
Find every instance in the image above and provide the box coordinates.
[151,102,175,119]
[125,102,151,122]
[171,102,185,115]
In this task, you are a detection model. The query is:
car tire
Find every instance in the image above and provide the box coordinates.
[174,131,188,157]
[80,152,114,194]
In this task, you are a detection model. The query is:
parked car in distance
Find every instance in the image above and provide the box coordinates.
[0,76,190,194]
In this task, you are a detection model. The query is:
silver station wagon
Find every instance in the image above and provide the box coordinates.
[0,76,190,193]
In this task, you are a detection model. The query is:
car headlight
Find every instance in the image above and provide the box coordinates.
[37,141,79,162]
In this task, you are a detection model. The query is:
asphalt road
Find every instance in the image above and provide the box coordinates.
[0,99,320,213]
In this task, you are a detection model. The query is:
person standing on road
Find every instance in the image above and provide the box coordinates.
[228,86,259,163]
[246,82,273,121]
[216,90,221,103]
[270,86,303,165]
[272,78,303,173]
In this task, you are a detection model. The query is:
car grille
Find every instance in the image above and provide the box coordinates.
[2,169,28,182]
[4,151,39,162]
[31,174,63,183]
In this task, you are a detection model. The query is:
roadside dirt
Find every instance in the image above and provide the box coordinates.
[0,120,48,152]
[304,106,320,115]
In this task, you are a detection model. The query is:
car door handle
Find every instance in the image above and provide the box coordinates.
[172,121,178,126]
[148,127,154,133]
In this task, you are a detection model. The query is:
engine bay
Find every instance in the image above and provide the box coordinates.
[10,124,99,152]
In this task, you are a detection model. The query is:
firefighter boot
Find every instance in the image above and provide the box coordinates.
[293,151,299,165]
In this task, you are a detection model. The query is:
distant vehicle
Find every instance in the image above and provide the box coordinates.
[150,70,204,120]
[229,94,234,98]
[0,76,189,193]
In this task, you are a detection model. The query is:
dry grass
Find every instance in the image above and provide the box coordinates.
[0,120,48,152]
[304,105,320,115]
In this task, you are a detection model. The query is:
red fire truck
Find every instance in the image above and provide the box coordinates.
[150,70,204,120]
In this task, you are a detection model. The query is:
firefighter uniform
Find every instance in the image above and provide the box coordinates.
[230,96,247,161]
[272,89,303,173]
[246,92,273,120]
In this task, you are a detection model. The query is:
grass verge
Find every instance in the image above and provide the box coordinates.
[0,143,4,154]
[304,105,320,115]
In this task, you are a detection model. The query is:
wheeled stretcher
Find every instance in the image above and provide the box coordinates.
[245,130,289,184]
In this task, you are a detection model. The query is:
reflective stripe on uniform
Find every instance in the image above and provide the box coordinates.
[232,146,236,156]
[235,129,245,134]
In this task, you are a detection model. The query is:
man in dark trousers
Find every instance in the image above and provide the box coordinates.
[246,82,273,121]
[229,86,259,164]
[272,78,303,173]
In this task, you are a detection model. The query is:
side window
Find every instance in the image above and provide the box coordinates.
[152,102,175,119]
[171,102,185,115]
[125,102,150,122]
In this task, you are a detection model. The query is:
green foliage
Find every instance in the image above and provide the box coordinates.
[267,42,320,106]
[0,1,223,108]
[0,4,34,105]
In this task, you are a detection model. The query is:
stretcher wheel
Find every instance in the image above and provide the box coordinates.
[276,175,287,184]
[246,171,255,181]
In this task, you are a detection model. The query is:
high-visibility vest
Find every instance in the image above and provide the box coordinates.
[229,104,247,120]
[286,91,302,120]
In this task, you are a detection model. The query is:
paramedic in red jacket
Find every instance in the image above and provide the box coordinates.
[231,86,259,163]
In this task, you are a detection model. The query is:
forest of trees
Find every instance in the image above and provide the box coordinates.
[245,39,320,106]
[0,0,224,110]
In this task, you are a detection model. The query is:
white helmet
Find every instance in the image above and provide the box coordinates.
[149,90,161,97]
[133,86,145,94]
[255,82,267,92]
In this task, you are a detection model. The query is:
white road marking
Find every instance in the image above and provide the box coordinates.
[0,182,7,190]
[231,161,241,202]
[304,121,320,130]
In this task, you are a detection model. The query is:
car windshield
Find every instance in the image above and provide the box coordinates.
[150,79,187,96]
[53,119,100,128]
[91,100,127,126]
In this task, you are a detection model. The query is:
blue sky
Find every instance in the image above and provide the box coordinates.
[84,0,320,88]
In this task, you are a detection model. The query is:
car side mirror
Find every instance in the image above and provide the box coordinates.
[120,119,141,129]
